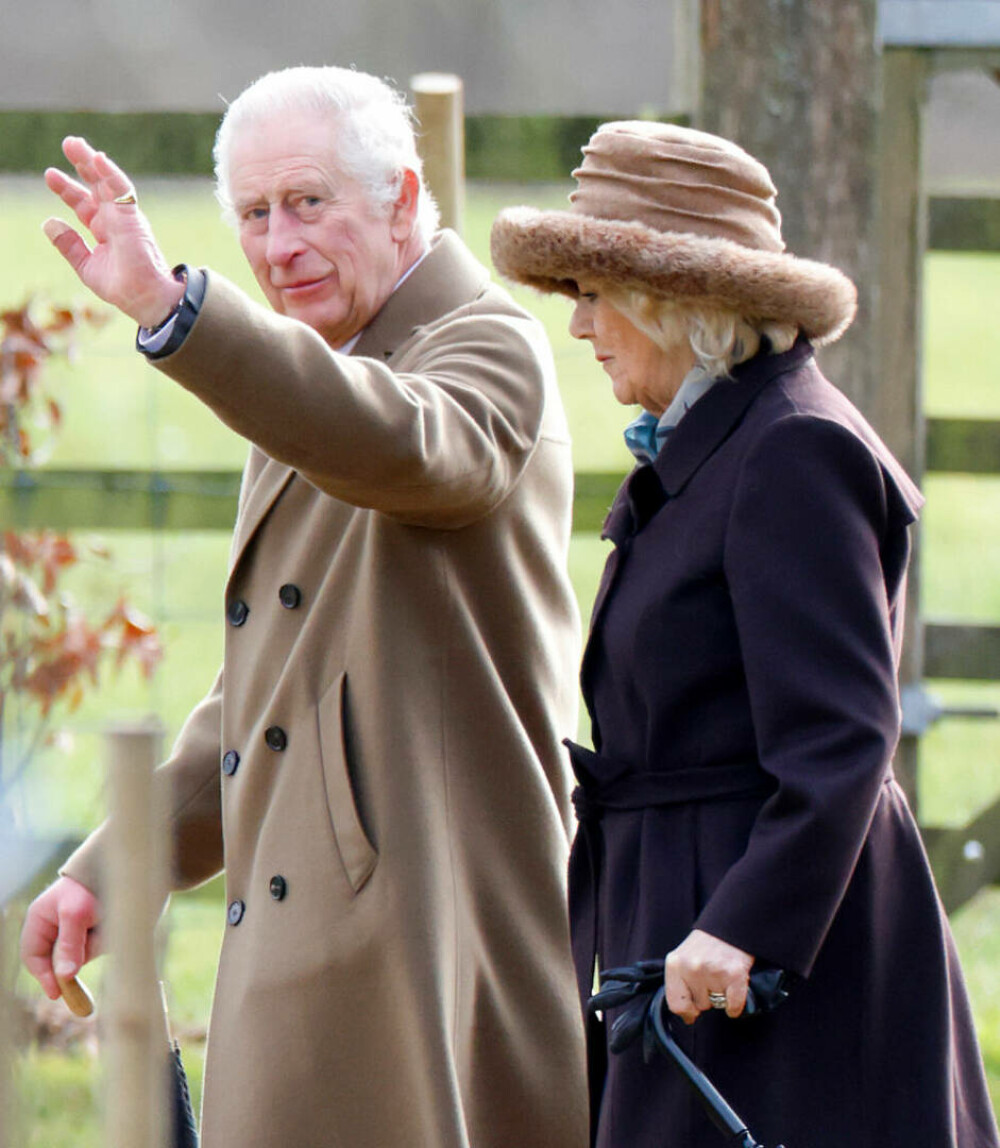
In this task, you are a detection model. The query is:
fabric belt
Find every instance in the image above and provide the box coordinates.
[563,736,778,1069]
[565,739,776,823]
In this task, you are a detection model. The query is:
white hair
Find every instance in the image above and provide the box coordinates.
[213,65,440,244]
[606,289,799,379]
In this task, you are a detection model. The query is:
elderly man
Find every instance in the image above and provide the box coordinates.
[20,66,588,1148]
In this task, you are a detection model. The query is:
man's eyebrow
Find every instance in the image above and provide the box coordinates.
[233,191,268,212]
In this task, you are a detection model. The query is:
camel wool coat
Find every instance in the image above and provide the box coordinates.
[63,231,590,1148]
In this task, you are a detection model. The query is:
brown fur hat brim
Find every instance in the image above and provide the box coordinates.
[490,206,857,346]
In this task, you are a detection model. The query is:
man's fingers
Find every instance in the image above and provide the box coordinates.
[42,217,75,244]
[45,167,100,231]
[42,218,93,277]
[20,907,62,1000]
[21,954,61,1001]
[20,877,101,1004]
[61,139,135,208]
[52,902,96,979]
[92,147,137,199]
[61,135,102,183]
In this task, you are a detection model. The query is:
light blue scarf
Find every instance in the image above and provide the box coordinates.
[623,366,719,462]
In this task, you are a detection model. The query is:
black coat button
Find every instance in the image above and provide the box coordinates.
[278,583,302,609]
[269,875,287,901]
[227,899,245,926]
[227,599,249,627]
[222,750,240,776]
[265,725,288,751]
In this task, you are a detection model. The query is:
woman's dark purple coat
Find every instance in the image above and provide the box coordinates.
[569,341,999,1148]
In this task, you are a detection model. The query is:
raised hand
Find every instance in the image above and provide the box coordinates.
[42,136,184,328]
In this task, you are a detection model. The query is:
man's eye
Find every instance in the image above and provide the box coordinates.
[241,207,269,223]
[289,193,323,208]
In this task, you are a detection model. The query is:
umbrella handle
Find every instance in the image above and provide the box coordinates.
[56,974,95,1018]
[648,987,763,1147]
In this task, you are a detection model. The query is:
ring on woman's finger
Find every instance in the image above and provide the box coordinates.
[707,991,728,1009]
[112,189,138,206]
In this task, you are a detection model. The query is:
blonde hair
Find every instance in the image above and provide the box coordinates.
[605,289,798,380]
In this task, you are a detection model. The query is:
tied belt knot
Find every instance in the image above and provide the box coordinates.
[571,784,601,823]
[563,738,777,1015]
[565,739,776,823]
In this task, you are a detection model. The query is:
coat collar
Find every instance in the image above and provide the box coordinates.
[353,229,490,364]
[602,339,815,546]
[654,338,814,497]
[229,231,489,574]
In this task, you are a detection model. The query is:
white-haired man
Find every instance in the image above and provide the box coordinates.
[21,66,588,1148]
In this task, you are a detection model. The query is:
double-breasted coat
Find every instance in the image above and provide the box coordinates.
[64,232,589,1148]
[568,340,999,1148]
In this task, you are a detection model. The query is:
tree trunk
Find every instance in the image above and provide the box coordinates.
[697,0,881,422]
[697,0,931,808]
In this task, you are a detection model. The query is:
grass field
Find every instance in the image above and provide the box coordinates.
[3,174,1000,1137]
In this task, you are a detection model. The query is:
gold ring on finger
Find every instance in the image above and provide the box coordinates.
[708,991,728,1009]
[112,189,138,206]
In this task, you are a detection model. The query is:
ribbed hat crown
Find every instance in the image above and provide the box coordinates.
[570,121,785,254]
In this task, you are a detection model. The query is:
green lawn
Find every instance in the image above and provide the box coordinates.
[3,175,1000,1134]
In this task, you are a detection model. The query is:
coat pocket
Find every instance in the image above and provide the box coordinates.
[316,672,378,893]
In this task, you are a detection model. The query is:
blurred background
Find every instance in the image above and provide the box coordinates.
[2,1,1000,1142]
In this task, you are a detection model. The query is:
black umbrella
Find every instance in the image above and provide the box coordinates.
[58,975,199,1148]
[168,1038,200,1148]
[589,961,789,1148]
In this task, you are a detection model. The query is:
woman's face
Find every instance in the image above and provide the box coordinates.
[569,288,696,416]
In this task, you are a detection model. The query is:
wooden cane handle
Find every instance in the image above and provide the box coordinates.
[56,974,95,1018]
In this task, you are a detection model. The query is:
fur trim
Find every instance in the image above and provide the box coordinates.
[490,206,857,346]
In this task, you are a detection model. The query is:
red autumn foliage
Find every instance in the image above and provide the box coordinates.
[1,299,162,789]
[1,298,108,465]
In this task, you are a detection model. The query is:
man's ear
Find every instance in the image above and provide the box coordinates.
[390,168,421,240]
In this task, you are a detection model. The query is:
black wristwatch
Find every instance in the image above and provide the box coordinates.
[135,264,207,360]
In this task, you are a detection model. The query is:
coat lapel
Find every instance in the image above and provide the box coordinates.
[582,341,817,730]
[353,230,490,366]
[228,450,296,571]
[652,338,814,499]
[226,230,490,578]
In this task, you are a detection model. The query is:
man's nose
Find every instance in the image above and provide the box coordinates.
[265,206,305,265]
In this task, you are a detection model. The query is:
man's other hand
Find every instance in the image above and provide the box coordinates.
[20,875,102,1002]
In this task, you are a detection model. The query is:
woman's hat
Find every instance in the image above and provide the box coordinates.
[490,121,857,345]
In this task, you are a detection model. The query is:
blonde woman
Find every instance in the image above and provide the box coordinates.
[493,122,999,1148]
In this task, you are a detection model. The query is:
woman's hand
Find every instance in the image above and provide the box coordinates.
[665,928,754,1024]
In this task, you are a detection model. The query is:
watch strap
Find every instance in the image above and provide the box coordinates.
[136,264,207,360]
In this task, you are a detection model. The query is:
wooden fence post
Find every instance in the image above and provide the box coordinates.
[877,48,931,811]
[410,73,465,235]
[0,908,10,1148]
[104,720,168,1148]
